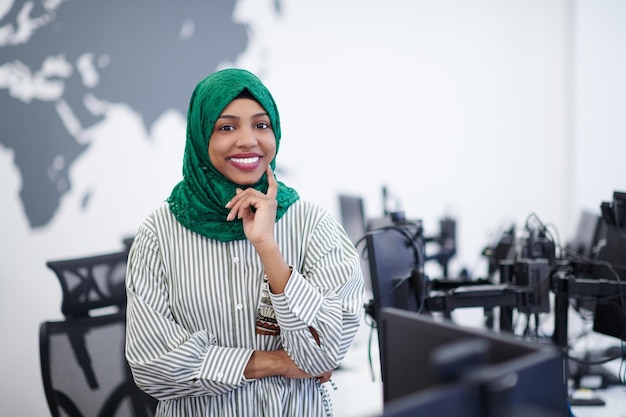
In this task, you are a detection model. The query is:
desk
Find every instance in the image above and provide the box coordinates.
[571,385,626,417]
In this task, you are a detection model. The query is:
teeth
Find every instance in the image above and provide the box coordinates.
[230,156,259,164]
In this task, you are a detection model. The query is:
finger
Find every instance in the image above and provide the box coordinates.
[225,188,243,209]
[266,166,278,200]
[317,371,332,384]
[237,188,263,219]
[226,189,249,221]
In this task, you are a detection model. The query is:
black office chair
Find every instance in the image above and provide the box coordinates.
[46,250,130,319]
[40,248,157,417]
[40,312,156,417]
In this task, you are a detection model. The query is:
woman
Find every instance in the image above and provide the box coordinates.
[125,68,364,416]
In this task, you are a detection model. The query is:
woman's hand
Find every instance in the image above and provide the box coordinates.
[227,165,290,292]
[244,348,333,382]
[225,166,278,246]
[274,349,333,383]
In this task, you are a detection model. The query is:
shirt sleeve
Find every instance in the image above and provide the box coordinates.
[269,212,365,376]
[125,225,254,401]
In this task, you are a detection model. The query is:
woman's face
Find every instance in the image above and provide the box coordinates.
[208,98,277,185]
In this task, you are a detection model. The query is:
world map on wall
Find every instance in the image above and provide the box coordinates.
[0,0,278,228]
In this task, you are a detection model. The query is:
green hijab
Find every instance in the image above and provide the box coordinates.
[167,68,299,242]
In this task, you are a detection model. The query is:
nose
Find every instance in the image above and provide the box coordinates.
[237,126,257,146]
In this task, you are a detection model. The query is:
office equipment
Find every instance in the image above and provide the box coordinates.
[379,308,569,417]
[338,194,368,247]
[40,312,156,417]
[364,221,530,333]
[40,247,157,417]
[553,192,626,346]
[364,224,425,329]
[424,217,457,278]
[591,191,626,341]
[46,250,130,318]
[338,193,372,296]
[567,211,604,263]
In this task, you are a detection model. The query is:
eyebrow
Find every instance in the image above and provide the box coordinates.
[217,112,269,120]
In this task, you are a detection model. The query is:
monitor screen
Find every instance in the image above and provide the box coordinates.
[588,192,626,340]
[591,196,626,340]
[568,211,603,261]
[338,194,367,246]
[379,308,569,416]
[338,194,372,295]
[382,383,481,417]
[566,210,605,280]
[365,227,422,329]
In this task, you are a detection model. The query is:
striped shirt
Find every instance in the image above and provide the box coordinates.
[125,199,364,417]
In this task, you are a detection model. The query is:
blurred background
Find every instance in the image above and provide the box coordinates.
[0,0,624,415]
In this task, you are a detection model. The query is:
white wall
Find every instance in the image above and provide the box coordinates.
[573,0,626,215]
[0,0,624,415]
[255,0,573,275]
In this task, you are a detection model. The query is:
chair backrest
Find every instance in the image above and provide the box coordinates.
[46,250,129,318]
[39,312,157,417]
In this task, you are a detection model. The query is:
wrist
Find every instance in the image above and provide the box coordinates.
[244,350,287,379]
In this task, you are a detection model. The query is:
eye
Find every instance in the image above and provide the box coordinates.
[219,124,235,132]
[255,122,269,129]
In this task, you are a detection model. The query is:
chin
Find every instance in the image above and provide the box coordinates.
[229,173,263,186]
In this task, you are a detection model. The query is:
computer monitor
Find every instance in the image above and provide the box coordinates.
[566,211,605,280]
[482,224,516,280]
[568,211,603,260]
[365,226,423,329]
[338,194,367,246]
[379,308,569,416]
[338,194,372,295]
[591,191,626,340]
[381,383,480,417]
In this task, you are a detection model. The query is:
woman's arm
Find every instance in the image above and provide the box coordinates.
[125,226,255,400]
[270,221,364,376]
[243,348,330,382]
[225,166,365,377]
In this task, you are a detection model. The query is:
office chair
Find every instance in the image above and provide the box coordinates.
[40,247,157,417]
[40,312,156,417]
[46,250,130,319]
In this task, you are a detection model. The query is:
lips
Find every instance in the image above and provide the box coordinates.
[228,154,262,171]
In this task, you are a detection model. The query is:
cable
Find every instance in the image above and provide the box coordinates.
[366,223,428,311]
[361,222,428,382]
[617,340,626,385]
[561,245,626,308]
[366,316,376,382]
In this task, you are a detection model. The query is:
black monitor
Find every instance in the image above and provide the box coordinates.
[568,211,603,260]
[338,194,372,295]
[591,191,626,340]
[566,210,605,279]
[365,226,423,329]
[382,383,480,417]
[338,194,367,246]
[482,224,516,280]
[379,308,569,417]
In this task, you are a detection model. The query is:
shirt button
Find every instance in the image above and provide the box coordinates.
[233,256,239,263]
[217,371,224,378]
[236,303,243,310]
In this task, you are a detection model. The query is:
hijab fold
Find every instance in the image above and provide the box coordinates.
[167,68,299,242]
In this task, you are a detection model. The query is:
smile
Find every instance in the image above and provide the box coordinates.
[229,156,260,165]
